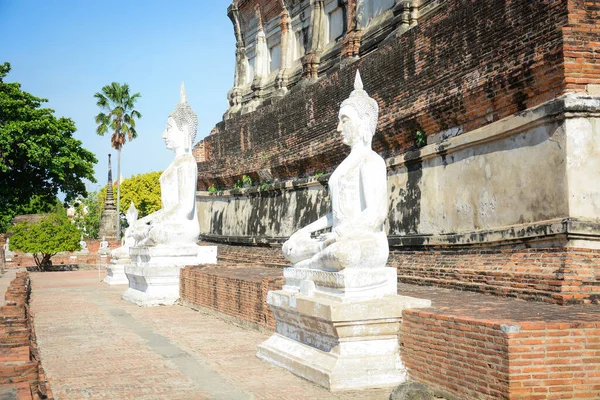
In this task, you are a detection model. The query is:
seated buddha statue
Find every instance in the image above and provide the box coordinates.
[110,202,138,259]
[282,71,389,271]
[131,84,200,247]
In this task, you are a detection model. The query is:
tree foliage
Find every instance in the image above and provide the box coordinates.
[94,82,142,151]
[72,192,102,239]
[98,171,162,218]
[18,195,61,216]
[0,62,97,232]
[9,209,81,270]
[120,171,162,216]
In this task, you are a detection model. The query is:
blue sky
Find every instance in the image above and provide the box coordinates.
[0,0,234,193]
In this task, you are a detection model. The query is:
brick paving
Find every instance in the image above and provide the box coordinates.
[29,271,392,400]
[397,283,600,324]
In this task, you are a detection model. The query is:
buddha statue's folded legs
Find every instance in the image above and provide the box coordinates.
[284,230,388,271]
[132,219,199,247]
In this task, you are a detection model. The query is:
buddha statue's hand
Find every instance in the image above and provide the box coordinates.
[283,229,320,264]
[131,222,152,245]
[316,231,338,250]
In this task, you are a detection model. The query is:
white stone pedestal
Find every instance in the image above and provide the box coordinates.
[103,247,130,285]
[257,267,431,391]
[104,261,129,285]
[122,244,217,306]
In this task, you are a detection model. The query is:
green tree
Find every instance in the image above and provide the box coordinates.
[71,192,102,239]
[98,171,161,218]
[9,210,81,270]
[18,195,61,215]
[0,62,97,232]
[94,82,142,240]
[120,171,162,216]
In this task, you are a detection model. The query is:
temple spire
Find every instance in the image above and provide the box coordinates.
[105,154,116,211]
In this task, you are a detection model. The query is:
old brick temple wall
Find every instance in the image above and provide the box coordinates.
[196,0,599,188]
[194,0,600,304]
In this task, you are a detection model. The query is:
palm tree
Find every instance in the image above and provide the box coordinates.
[94,82,142,240]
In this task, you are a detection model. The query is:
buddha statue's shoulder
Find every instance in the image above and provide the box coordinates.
[361,150,386,169]
[171,154,197,168]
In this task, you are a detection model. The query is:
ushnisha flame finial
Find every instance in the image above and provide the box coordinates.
[180,82,187,104]
[354,70,364,91]
[340,69,379,134]
[169,83,198,148]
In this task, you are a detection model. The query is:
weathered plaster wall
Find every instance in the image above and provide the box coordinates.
[198,179,330,242]
[387,98,574,238]
[566,116,600,221]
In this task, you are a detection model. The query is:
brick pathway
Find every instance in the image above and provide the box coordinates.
[29,271,392,400]
[397,282,600,323]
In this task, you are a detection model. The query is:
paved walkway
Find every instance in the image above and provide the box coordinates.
[29,271,392,400]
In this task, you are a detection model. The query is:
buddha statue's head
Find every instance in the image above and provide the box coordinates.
[163,83,198,153]
[338,71,379,146]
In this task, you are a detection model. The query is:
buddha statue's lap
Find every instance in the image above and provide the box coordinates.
[291,231,387,271]
[283,71,389,272]
[132,219,198,247]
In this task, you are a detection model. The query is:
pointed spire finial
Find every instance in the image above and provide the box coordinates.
[354,70,363,91]
[180,82,187,103]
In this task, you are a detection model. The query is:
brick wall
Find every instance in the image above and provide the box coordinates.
[180,265,284,331]
[205,242,600,305]
[238,0,282,26]
[402,311,600,400]
[506,322,600,399]
[564,0,600,92]
[390,248,600,305]
[192,141,206,163]
[401,311,510,399]
[215,243,287,267]
[196,0,580,188]
[0,272,53,399]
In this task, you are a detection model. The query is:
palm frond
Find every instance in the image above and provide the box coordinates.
[96,124,108,136]
[94,112,108,125]
[95,82,142,148]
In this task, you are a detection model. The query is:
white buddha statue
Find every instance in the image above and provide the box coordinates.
[282,71,389,271]
[105,202,138,285]
[130,83,200,247]
[121,84,216,305]
[3,238,14,262]
[98,236,110,255]
[112,202,138,257]
[77,235,89,254]
[257,72,430,390]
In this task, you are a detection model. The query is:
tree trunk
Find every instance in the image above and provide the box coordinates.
[33,253,41,271]
[116,147,121,240]
[37,253,52,271]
